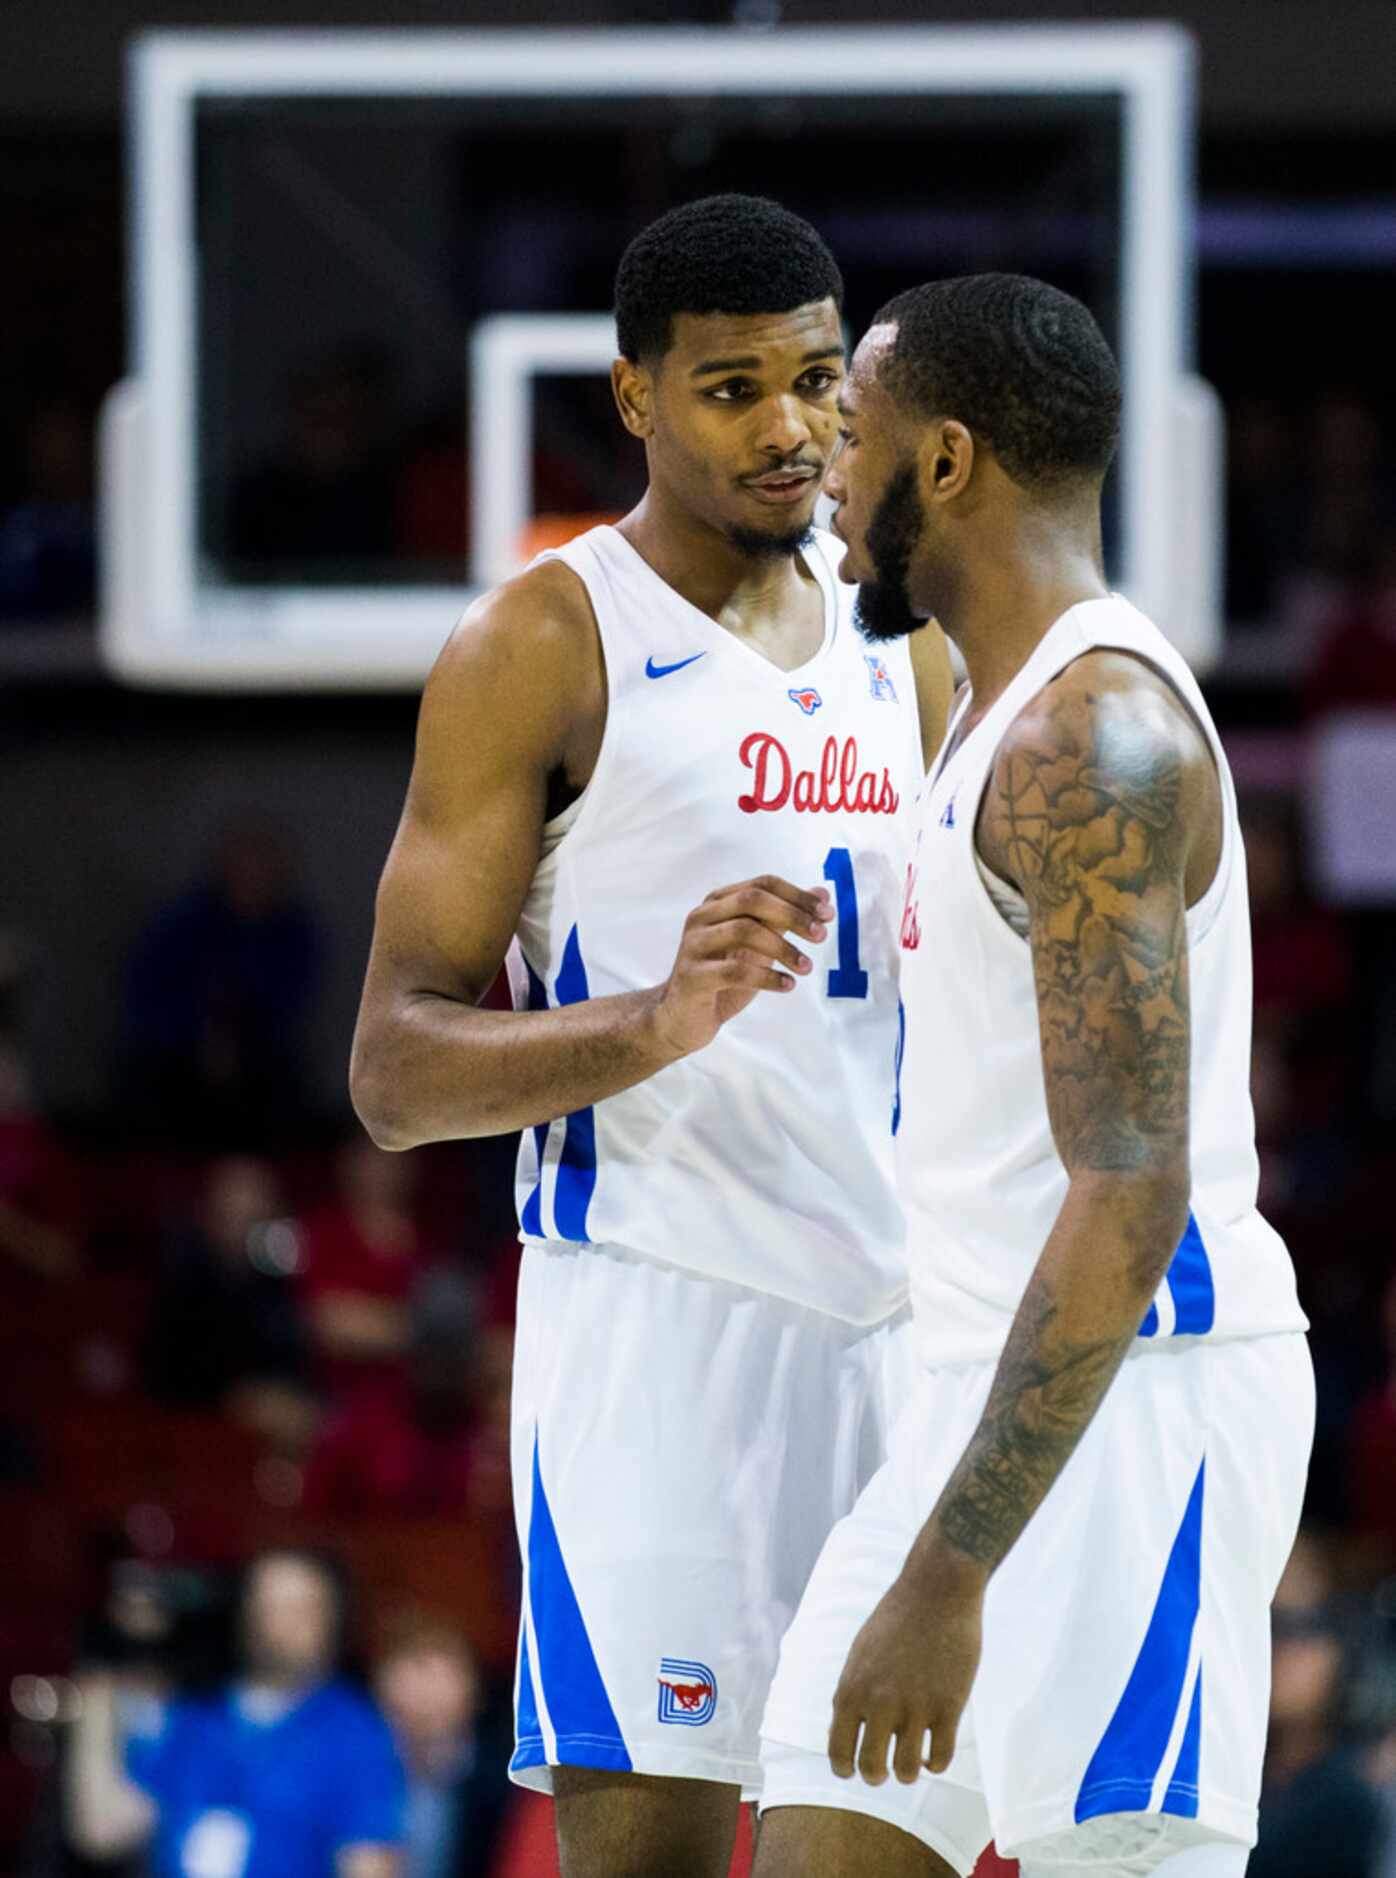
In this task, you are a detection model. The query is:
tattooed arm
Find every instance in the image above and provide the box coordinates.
[912,659,1198,1582]
[829,654,1212,1785]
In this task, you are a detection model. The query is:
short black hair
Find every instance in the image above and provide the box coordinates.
[614,194,843,364]
[873,275,1121,491]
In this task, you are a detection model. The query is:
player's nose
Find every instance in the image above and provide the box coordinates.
[824,450,845,496]
[755,392,814,459]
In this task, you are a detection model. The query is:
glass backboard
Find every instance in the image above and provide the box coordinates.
[102,26,1215,688]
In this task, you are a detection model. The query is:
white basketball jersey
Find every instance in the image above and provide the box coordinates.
[897,594,1307,1365]
[506,525,923,1326]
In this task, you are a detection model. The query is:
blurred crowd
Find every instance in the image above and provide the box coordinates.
[8,374,1396,701]
[1225,391,1396,694]
[3,170,1396,1878]
[0,824,537,1872]
[0,351,618,615]
[47,1549,512,1878]
[0,722,1393,1875]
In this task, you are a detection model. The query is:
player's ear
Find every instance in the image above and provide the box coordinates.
[919,420,974,506]
[612,356,655,441]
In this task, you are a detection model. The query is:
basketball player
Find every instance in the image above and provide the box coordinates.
[754,276,1313,1878]
[351,196,953,1878]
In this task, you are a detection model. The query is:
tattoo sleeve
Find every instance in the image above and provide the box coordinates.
[921,676,1195,1577]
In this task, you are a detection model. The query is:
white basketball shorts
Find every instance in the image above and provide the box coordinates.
[760,1332,1314,1872]
[509,1238,910,1796]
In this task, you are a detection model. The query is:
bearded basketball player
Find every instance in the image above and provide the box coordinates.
[755,274,1311,1878]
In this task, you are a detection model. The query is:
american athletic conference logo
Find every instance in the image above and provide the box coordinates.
[657,1658,718,1726]
[864,652,898,702]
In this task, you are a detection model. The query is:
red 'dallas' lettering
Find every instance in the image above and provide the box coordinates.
[737,733,900,816]
[900,862,921,950]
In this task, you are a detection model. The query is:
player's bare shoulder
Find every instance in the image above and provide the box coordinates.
[978,649,1218,902]
[418,557,607,802]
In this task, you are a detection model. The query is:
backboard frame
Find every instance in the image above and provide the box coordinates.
[105,24,1201,689]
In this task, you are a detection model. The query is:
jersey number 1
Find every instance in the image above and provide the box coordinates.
[823,847,869,1000]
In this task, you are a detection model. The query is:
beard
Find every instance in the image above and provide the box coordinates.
[853,462,926,644]
[725,520,815,561]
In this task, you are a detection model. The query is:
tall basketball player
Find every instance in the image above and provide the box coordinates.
[754,276,1312,1878]
[351,197,953,1878]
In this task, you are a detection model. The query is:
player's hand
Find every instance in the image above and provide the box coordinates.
[827,1550,986,1787]
[649,875,832,1057]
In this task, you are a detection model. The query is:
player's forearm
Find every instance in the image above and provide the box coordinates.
[906,1167,1190,1587]
[64,1677,156,1858]
[350,985,684,1149]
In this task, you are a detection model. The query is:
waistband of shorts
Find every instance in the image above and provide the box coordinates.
[521,1234,911,1329]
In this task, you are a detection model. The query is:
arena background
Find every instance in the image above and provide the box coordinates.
[2,3,1395,1874]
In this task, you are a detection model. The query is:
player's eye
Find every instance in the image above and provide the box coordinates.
[705,380,756,402]
[838,426,857,448]
[799,369,840,395]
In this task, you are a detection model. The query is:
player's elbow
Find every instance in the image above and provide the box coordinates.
[1137,1168,1193,1262]
[354,1105,416,1155]
[1074,1162,1193,1270]
[348,1024,419,1153]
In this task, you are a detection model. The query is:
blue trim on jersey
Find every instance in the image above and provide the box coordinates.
[552,926,598,1242]
[524,1434,631,1773]
[519,954,550,1240]
[1136,1212,1214,1339]
[1165,1214,1216,1335]
[510,1625,545,1774]
[1075,1458,1205,1823]
[892,997,906,1138]
[1162,1668,1203,1819]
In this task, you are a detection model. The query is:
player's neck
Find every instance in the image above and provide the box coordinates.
[616,490,808,625]
[946,521,1107,718]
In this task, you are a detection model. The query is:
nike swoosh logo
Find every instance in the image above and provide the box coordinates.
[645,653,707,680]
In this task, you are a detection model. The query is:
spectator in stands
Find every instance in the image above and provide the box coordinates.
[230,347,397,574]
[0,1020,81,1283]
[1307,527,1396,716]
[301,1271,483,1520]
[1368,1669,1396,1878]
[1305,394,1395,587]
[1244,792,1353,1063]
[0,399,96,623]
[65,1547,405,1878]
[1250,1535,1385,1878]
[1241,790,1355,1254]
[143,1157,318,1454]
[371,1613,510,1878]
[1349,1268,1396,1568]
[1225,397,1307,625]
[300,1138,426,1404]
[31,1559,178,1877]
[119,820,320,1149]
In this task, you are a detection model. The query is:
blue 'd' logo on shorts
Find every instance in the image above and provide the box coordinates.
[657,1658,718,1726]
